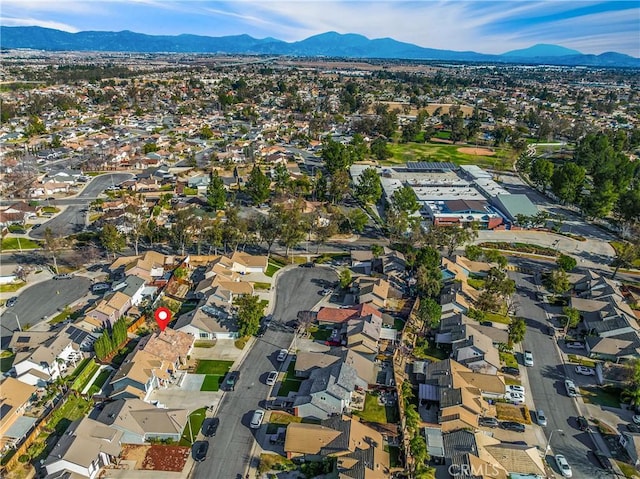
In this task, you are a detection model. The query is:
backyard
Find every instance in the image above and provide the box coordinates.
[86,368,112,396]
[70,359,100,392]
[353,393,399,424]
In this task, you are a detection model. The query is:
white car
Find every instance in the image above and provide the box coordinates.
[537,409,548,427]
[566,342,585,349]
[250,409,265,429]
[506,385,526,395]
[575,366,595,376]
[632,415,640,425]
[524,351,534,367]
[505,392,525,404]
[564,379,578,397]
[276,349,288,362]
[266,371,278,386]
[555,454,573,478]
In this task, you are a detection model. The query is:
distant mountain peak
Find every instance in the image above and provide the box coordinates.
[502,43,582,57]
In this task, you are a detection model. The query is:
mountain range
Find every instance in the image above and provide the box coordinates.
[2,26,638,68]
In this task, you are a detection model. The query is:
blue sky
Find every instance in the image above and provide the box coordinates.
[3,1,639,56]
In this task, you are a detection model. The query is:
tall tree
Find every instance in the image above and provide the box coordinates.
[328,169,350,204]
[272,163,290,195]
[234,294,265,337]
[256,212,282,257]
[391,185,420,215]
[551,163,586,204]
[556,254,577,272]
[611,241,640,279]
[530,159,554,191]
[245,165,271,205]
[354,167,383,205]
[43,227,62,274]
[206,170,226,210]
[100,224,125,259]
[508,317,527,346]
[416,297,442,329]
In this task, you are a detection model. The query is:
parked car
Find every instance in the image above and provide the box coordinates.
[32,223,41,229]
[225,371,239,390]
[505,392,525,405]
[576,416,589,431]
[299,262,315,268]
[566,342,585,349]
[575,366,595,376]
[633,415,640,425]
[5,297,18,307]
[564,379,578,397]
[523,351,534,367]
[53,273,73,280]
[593,451,613,471]
[501,366,520,377]
[479,321,493,327]
[500,421,525,433]
[266,371,278,386]
[91,282,110,293]
[320,288,333,295]
[250,409,265,429]
[555,454,573,478]
[203,418,219,437]
[276,349,288,362]
[536,409,548,427]
[506,385,525,395]
[193,441,209,462]
[479,416,499,428]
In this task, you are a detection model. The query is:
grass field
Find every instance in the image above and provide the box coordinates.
[0,237,41,250]
[265,261,282,277]
[353,393,399,424]
[200,374,223,391]
[386,142,512,169]
[195,359,234,375]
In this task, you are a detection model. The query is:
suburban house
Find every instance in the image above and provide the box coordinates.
[586,334,640,362]
[109,251,173,283]
[0,201,38,226]
[174,298,238,339]
[134,328,194,370]
[437,312,508,346]
[108,350,172,401]
[43,417,122,479]
[11,324,88,386]
[350,250,374,274]
[451,329,501,375]
[111,275,152,306]
[372,248,406,278]
[0,378,38,450]
[441,255,492,279]
[294,361,368,420]
[442,429,508,479]
[96,398,188,444]
[419,359,490,432]
[343,312,383,355]
[351,277,392,309]
[294,349,378,386]
[229,251,268,274]
[316,303,384,327]
[85,291,132,328]
[284,416,390,478]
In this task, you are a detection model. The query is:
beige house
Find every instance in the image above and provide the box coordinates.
[0,378,37,450]
[85,291,132,327]
[351,277,391,309]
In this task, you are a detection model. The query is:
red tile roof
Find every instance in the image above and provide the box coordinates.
[316,303,382,324]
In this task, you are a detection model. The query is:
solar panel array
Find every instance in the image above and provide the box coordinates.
[406,161,457,171]
[67,325,90,344]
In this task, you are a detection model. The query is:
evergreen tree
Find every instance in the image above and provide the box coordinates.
[245,165,271,205]
[207,170,226,210]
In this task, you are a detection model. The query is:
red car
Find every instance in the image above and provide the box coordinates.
[325,340,341,346]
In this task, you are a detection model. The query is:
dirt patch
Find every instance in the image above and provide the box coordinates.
[457,147,495,156]
[121,444,190,472]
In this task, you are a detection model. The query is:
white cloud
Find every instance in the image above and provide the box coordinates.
[0,16,80,32]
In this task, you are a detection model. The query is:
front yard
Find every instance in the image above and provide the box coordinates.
[496,403,531,424]
[499,351,519,368]
[579,386,623,408]
[195,359,234,375]
[179,407,206,445]
[200,374,223,391]
[308,325,333,341]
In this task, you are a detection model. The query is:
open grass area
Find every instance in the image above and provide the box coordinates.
[253,281,271,290]
[200,374,223,391]
[500,351,519,368]
[71,359,100,392]
[579,386,622,408]
[0,281,26,292]
[258,454,296,475]
[50,396,93,436]
[308,325,333,341]
[496,403,531,424]
[484,312,512,325]
[353,393,400,424]
[0,238,41,250]
[567,354,597,367]
[267,412,320,433]
[180,408,206,446]
[87,368,111,396]
[386,142,512,170]
[278,378,302,397]
[0,351,15,372]
[195,359,234,375]
[265,262,282,278]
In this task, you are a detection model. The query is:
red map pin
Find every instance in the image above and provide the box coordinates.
[154,307,172,332]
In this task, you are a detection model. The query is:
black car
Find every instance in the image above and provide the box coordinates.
[593,451,613,471]
[500,421,525,433]
[299,262,315,268]
[193,441,209,462]
[479,321,493,327]
[576,416,590,431]
[203,418,219,437]
[479,416,499,428]
[225,371,239,390]
[257,325,267,337]
[501,366,520,377]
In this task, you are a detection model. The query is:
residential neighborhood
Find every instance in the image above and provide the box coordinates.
[0,49,639,479]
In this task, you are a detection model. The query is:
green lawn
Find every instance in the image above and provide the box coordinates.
[0,281,26,293]
[1,237,41,250]
[308,326,333,341]
[484,312,512,325]
[195,359,234,375]
[180,407,207,445]
[615,460,639,479]
[0,351,15,372]
[386,142,512,170]
[385,445,402,468]
[567,354,596,367]
[50,396,93,435]
[500,351,519,368]
[41,206,60,214]
[200,374,223,391]
[253,281,271,290]
[278,378,302,397]
[265,262,282,277]
[353,393,400,424]
[71,359,100,392]
[580,386,622,408]
[87,368,111,396]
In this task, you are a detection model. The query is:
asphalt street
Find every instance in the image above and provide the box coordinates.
[0,276,91,349]
[191,266,337,479]
[30,173,133,239]
[511,270,609,479]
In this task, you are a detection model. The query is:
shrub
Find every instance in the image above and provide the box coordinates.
[18,454,30,463]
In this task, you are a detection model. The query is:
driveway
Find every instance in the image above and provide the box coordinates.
[191,266,337,479]
[511,269,611,479]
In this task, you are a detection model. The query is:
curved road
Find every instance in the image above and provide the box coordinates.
[0,276,92,348]
[191,266,337,479]
[30,173,133,239]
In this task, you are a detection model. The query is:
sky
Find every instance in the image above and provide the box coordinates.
[2,1,639,56]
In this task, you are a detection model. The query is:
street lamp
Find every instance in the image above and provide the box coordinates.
[4,310,22,332]
[545,429,564,454]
